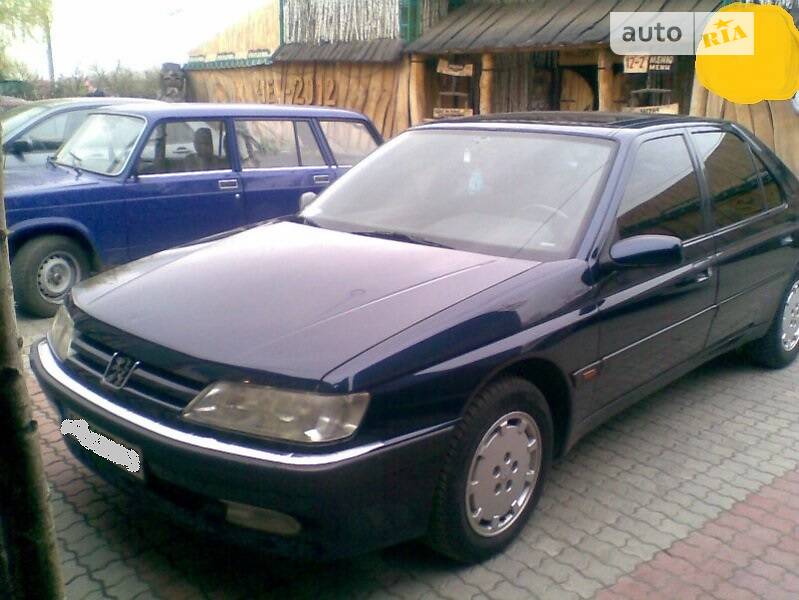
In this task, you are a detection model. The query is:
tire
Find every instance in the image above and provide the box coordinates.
[427,376,553,563]
[746,273,799,369]
[11,235,91,318]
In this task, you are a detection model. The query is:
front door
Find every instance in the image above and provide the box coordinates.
[594,132,716,408]
[233,119,334,222]
[125,118,244,259]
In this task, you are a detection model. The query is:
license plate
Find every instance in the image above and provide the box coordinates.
[61,413,144,480]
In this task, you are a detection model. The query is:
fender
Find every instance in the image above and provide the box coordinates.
[8,218,105,266]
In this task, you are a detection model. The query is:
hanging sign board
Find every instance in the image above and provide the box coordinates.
[623,103,680,115]
[433,107,474,118]
[624,55,649,73]
[648,55,675,71]
[437,59,474,77]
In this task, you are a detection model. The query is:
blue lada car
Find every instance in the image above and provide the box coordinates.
[5,103,381,316]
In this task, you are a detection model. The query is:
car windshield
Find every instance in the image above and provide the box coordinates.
[0,104,50,138]
[303,129,615,261]
[55,113,145,176]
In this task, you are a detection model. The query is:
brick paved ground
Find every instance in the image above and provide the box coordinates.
[18,316,799,599]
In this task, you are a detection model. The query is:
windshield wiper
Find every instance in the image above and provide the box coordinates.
[350,229,452,249]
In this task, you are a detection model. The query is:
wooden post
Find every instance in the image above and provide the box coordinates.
[689,72,709,117]
[479,53,495,115]
[0,127,64,598]
[409,53,427,126]
[597,47,615,112]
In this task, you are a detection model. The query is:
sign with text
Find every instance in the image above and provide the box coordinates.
[624,55,650,73]
[623,103,680,115]
[610,12,755,56]
[437,59,474,77]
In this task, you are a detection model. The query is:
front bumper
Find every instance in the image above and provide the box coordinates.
[31,340,454,559]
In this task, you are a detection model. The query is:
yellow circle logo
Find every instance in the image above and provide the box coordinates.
[696,2,799,104]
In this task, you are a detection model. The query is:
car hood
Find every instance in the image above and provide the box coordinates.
[72,221,536,381]
[4,164,102,196]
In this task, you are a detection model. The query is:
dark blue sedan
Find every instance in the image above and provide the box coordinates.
[31,112,799,562]
[5,103,381,316]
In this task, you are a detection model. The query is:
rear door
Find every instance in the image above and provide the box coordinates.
[125,118,245,259]
[690,127,799,347]
[317,119,381,181]
[594,131,716,408]
[233,118,334,222]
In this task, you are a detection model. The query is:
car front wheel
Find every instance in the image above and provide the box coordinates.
[427,376,553,562]
[11,235,91,318]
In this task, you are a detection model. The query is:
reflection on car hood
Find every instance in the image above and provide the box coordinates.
[72,222,536,380]
[5,164,101,196]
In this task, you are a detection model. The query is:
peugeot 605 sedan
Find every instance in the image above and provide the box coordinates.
[32,112,799,562]
[6,103,381,317]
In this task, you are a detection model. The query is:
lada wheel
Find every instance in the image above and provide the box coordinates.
[427,376,553,562]
[11,235,90,318]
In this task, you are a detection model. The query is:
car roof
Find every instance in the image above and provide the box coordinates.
[98,102,371,121]
[417,111,728,137]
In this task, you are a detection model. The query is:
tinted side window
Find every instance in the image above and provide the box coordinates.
[752,153,784,210]
[235,120,298,168]
[295,121,326,167]
[319,120,378,166]
[138,120,229,174]
[693,132,766,228]
[618,135,704,241]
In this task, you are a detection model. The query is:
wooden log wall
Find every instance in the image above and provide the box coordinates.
[187,58,412,139]
[691,81,799,176]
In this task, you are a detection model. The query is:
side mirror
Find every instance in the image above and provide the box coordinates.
[299,191,318,212]
[8,139,31,158]
[609,234,683,269]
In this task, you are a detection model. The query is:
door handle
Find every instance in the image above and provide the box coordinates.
[780,235,794,247]
[218,179,239,190]
[677,266,713,288]
[313,174,330,185]
[693,268,713,284]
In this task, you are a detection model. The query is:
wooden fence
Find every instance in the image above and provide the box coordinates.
[188,58,412,139]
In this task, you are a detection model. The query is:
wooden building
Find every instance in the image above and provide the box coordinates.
[405,0,723,119]
[186,0,451,138]
[185,0,798,173]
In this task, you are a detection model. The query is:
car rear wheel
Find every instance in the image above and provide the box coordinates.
[11,235,91,318]
[747,273,799,369]
[427,376,553,562]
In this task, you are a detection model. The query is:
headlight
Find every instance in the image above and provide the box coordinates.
[48,306,75,362]
[181,382,370,443]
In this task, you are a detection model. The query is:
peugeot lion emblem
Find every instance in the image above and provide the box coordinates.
[102,353,139,389]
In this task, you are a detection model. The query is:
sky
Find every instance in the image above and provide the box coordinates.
[8,0,266,77]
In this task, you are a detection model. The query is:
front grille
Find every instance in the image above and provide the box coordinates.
[66,335,203,411]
